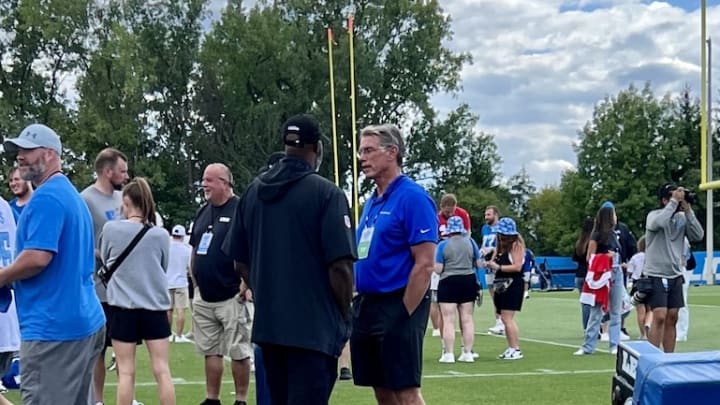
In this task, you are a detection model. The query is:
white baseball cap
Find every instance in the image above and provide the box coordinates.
[171,225,186,237]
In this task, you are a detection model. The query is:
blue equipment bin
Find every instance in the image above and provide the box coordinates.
[632,350,720,405]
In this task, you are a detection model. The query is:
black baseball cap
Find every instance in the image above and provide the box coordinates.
[282,114,321,147]
[658,182,677,200]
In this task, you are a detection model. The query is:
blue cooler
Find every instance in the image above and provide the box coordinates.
[612,341,662,405]
[632,351,720,405]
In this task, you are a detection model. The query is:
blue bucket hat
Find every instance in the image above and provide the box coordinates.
[443,216,466,236]
[601,201,615,209]
[496,217,518,236]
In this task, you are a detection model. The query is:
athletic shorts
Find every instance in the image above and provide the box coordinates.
[437,274,479,304]
[109,307,171,343]
[20,327,105,405]
[350,289,430,390]
[646,275,684,310]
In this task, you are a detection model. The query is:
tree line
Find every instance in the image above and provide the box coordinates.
[1,1,719,255]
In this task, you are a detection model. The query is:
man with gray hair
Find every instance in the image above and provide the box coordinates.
[352,124,437,405]
[0,124,105,404]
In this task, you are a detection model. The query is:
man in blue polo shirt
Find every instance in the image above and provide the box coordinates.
[351,124,437,405]
[0,124,105,405]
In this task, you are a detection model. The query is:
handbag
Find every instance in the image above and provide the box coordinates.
[493,277,513,293]
[97,224,152,286]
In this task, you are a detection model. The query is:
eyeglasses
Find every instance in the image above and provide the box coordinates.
[356,146,389,159]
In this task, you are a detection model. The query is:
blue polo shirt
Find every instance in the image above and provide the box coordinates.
[13,175,105,341]
[355,175,437,293]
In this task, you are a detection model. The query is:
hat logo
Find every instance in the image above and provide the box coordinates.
[287,125,300,131]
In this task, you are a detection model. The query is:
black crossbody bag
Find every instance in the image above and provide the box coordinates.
[97,224,152,287]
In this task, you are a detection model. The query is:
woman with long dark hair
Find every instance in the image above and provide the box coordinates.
[100,177,175,405]
[573,217,594,330]
[485,217,526,360]
[574,205,621,355]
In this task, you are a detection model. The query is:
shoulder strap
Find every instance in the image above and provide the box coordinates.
[107,224,152,274]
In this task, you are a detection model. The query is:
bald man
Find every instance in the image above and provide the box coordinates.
[189,163,252,405]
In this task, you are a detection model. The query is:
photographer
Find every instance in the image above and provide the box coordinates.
[643,183,703,353]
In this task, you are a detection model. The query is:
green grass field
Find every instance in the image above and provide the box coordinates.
[4,286,719,404]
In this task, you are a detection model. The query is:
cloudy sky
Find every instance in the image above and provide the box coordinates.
[207,1,720,188]
[431,0,720,187]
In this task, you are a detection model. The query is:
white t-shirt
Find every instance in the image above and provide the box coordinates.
[627,252,645,281]
[166,239,191,289]
[0,197,19,353]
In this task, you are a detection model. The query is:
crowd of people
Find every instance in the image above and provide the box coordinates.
[0,118,705,405]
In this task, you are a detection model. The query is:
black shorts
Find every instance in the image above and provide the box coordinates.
[109,307,171,343]
[646,275,684,310]
[350,289,430,390]
[492,276,524,312]
[437,274,479,304]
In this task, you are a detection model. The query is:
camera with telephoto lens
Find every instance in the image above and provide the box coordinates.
[630,277,653,306]
[683,189,697,205]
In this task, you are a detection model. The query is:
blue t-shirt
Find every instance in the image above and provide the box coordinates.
[523,248,535,273]
[355,175,437,293]
[8,199,23,223]
[13,175,105,341]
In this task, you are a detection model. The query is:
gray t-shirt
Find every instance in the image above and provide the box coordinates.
[436,235,480,280]
[644,200,704,278]
[100,220,171,311]
[81,185,123,302]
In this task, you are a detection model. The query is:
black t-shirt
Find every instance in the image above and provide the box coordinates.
[223,157,357,357]
[190,196,240,302]
[590,230,620,254]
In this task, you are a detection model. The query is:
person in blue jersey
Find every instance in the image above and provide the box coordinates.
[481,206,505,335]
[6,167,32,222]
[522,248,536,299]
[0,196,18,395]
[434,216,481,364]
[0,124,105,405]
[351,124,437,405]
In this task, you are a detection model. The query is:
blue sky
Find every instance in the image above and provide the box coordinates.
[429,0,720,187]
[205,0,720,188]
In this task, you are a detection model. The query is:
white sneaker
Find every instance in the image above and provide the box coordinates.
[432,328,441,337]
[175,335,193,343]
[488,324,505,335]
[439,352,455,363]
[471,351,479,359]
[499,348,523,360]
[497,347,513,359]
[620,332,631,341]
[132,401,144,405]
[600,332,609,342]
[610,347,618,355]
[457,352,475,362]
[573,349,591,356]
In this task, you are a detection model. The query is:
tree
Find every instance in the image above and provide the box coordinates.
[75,0,207,226]
[404,104,502,196]
[0,0,93,182]
[195,0,472,198]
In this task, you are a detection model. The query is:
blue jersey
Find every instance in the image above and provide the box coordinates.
[355,176,437,293]
[13,175,105,341]
[8,199,23,223]
[523,248,536,273]
[480,224,497,259]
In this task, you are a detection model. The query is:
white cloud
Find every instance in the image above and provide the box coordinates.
[437,0,720,187]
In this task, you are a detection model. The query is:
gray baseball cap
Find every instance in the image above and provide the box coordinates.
[4,124,62,155]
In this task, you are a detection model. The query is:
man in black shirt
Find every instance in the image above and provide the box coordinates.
[223,114,356,405]
[190,163,251,405]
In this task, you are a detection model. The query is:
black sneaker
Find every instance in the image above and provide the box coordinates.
[339,367,353,381]
[107,356,116,371]
[199,399,221,405]
[233,401,247,405]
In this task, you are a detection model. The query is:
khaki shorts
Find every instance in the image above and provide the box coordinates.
[169,288,189,309]
[192,295,252,360]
